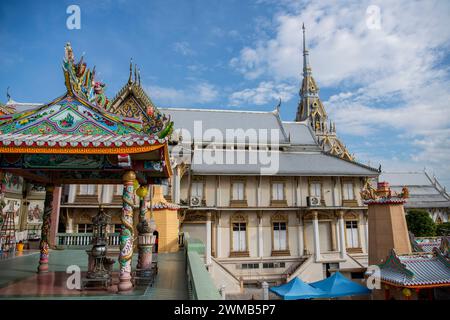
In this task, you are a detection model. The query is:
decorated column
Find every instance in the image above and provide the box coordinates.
[136,184,154,275]
[37,185,54,274]
[312,211,320,261]
[118,170,136,292]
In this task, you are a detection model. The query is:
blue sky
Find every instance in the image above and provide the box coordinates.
[1,0,450,188]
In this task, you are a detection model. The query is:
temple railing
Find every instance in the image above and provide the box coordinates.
[184,233,221,300]
[56,233,120,249]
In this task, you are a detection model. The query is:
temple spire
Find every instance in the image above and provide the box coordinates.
[128,58,133,84]
[302,23,311,76]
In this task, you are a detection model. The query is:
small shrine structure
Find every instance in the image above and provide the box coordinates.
[0,43,174,292]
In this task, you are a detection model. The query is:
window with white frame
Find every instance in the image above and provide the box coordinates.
[232,182,245,200]
[79,185,96,195]
[272,182,284,200]
[342,182,354,200]
[273,222,287,251]
[345,220,359,248]
[309,182,322,197]
[191,181,203,199]
[232,222,247,251]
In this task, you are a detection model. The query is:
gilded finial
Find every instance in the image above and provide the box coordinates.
[128,58,133,83]
[138,68,141,86]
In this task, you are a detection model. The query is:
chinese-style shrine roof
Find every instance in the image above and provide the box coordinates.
[0,43,173,155]
[378,248,450,288]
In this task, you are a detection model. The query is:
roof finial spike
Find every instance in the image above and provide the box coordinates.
[128,58,133,83]
[134,64,137,83]
[302,22,311,76]
[138,68,141,86]
[6,86,11,101]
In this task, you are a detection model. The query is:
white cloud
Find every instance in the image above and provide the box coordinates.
[229,81,296,107]
[229,0,450,187]
[173,41,195,56]
[146,82,218,106]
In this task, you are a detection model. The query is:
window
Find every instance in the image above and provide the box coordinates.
[310,182,322,197]
[77,223,93,233]
[191,182,203,199]
[232,222,247,252]
[240,263,259,269]
[342,182,354,200]
[272,183,284,200]
[273,222,287,251]
[345,220,359,248]
[232,182,245,200]
[263,262,285,269]
[79,185,96,195]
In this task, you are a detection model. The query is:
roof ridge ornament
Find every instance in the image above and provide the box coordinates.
[128,58,133,84]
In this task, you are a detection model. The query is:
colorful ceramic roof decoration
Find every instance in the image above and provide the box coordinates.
[377,248,450,288]
[0,43,174,155]
[0,44,173,184]
[151,201,180,211]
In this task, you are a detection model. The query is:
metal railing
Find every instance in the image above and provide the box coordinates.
[56,233,120,248]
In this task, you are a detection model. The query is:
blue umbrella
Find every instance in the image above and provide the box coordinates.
[269,277,327,300]
[310,272,371,298]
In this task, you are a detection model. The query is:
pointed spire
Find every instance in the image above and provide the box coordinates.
[138,68,141,86]
[128,58,133,84]
[134,64,137,83]
[302,22,311,76]
[6,86,10,101]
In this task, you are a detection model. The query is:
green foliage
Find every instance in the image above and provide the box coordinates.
[436,222,450,236]
[406,209,436,237]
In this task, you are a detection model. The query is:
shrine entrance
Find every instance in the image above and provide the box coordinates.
[0,44,174,292]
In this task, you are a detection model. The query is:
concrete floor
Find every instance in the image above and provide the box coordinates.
[0,249,188,300]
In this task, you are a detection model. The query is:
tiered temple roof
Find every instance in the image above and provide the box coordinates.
[378,246,450,288]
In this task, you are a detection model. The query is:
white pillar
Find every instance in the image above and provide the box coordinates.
[68,184,76,203]
[312,211,320,261]
[364,213,369,253]
[262,282,269,300]
[216,214,222,258]
[258,213,263,257]
[339,210,346,259]
[206,212,212,266]
[174,168,181,204]
[297,213,304,256]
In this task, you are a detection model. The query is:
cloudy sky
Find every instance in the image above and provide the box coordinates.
[1,0,449,188]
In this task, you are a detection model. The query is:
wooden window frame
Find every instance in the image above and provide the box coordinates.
[344,212,362,253]
[341,179,358,207]
[308,177,325,206]
[229,213,249,257]
[190,177,206,206]
[270,179,287,207]
[230,178,248,207]
[271,213,290,256]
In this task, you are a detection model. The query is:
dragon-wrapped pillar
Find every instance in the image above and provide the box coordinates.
[118,171,136,292]
[37,185,54,273]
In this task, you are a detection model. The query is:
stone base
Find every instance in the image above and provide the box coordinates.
[37,262,49,273]
[118,273,133,292]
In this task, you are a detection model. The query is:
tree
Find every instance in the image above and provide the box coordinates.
[436,222,450,236]
[406,209,436,237]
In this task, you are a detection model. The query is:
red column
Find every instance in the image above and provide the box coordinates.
[48,186,62,248]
